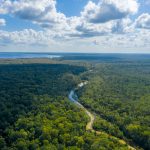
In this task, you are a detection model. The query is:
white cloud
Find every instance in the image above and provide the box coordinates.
[0,29,56,46]
[69,0,138,38]
[0,0,138,33]
[135,13,150,29]
[72,17,134,38]
[0,0,68,29]
[81,0,139,23]
[0,27,150,53]
[0,0,150,53]
[0,0,11,14]
[0,18,6,26]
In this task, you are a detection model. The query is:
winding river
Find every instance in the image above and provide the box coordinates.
[68,89,95,131]
[68,82,136,150]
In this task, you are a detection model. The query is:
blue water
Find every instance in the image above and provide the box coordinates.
[0,52,62,59]
[0,52,150,62]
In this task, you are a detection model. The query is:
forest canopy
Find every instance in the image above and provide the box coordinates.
[0,58,149,150]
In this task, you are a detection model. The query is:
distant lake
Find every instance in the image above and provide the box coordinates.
[0,53,62,59]
[0,52,150,62]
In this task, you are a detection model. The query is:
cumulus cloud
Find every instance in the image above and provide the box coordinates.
[73,17,133,38]
[0,29,56,46]
[0,27,150,53]
[74,21,114,37]
[1,0,150,53]
[0,0,68,29]
[70,0,138,38]
[135,13,150,29]
[0,0,11,14]
[0,0,138,32]
[81,0,139,23]
[0,18,6,26]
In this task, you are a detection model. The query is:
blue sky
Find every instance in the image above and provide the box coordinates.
[0,0,150,53]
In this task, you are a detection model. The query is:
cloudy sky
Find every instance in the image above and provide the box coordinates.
[0,0,150,53]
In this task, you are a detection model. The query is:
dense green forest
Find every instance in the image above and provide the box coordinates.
[77,62,150,150]
[0,62,130,150]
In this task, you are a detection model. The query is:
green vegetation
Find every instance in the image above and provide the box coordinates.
[0,62,130,150]
[78,62,150,150]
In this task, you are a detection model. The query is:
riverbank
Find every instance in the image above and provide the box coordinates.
[68,82,136,150]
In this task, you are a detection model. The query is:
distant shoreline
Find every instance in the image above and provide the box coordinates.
[0,52,150,61]
[0,52,62,59]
